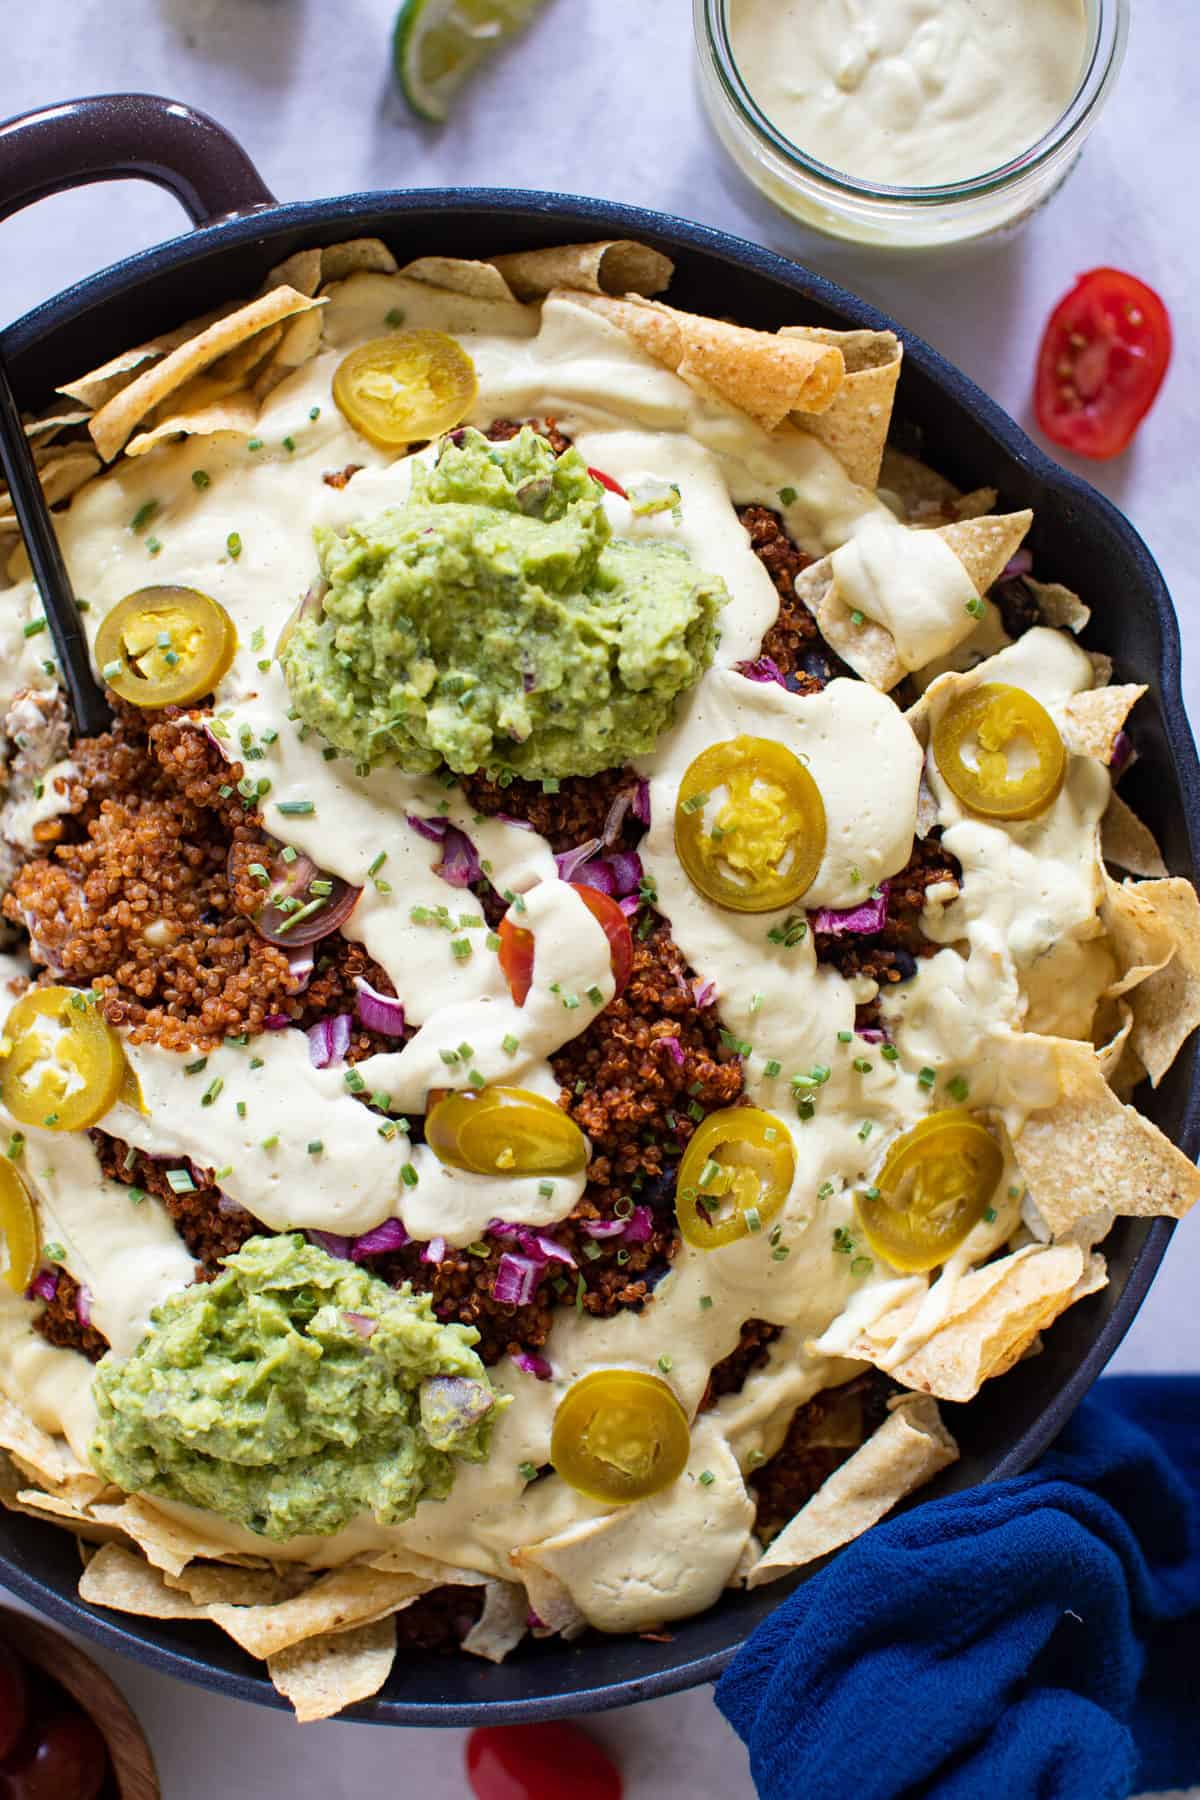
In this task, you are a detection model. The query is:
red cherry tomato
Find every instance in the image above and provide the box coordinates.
[466,1723,621,1800]
[1034,268,1171,460]
[0,1709,108,1800]
[498,886,632,1008]
[0,1643,27,1762]
[587,467,627,499]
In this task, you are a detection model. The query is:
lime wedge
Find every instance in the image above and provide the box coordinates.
[393,0,548,124]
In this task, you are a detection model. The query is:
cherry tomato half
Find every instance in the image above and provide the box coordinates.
[94,586,236,708]
[425,1085,588,1177]
[857,1112,1004,1273]
[467,1723,622,1800]
[674,736,826,913]
[932,682,1066,822]
[0,988,125,1133]
[332,331,477,449]
[676,1107,795,1249]
[1034,268,1172,461]
[550,1369,690,1504]
[0,1159,38,1297]
[498,886,632,1008]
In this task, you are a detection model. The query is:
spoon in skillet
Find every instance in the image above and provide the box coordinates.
[0,352,111,737]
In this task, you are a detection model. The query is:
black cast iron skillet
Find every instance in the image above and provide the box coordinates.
[0,93,1195,1726]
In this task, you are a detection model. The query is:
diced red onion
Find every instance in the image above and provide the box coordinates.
[581,1218,627,1239]
[307,1013,353,1069]
[633,779,651,825]
[264,1013,291,1030]
[406,815,482,888]
[571,856,615,896]
[736,655,786,686]
[287,949,314,993]
[571,850,643,899]
[856,1027,888,1044]
[496,813,535,831]
[494,1252,542,1307]
[1001,549,1034,580]
[513,1352,552,1381]
[602,789,633,846]
[658,1035,685,1068]
[618,895,640,918]
[693,978,717,1008]
[527,1607,549,1629]
[26,1269,57,1304]
[623,1205,654,1244]
[406,813,445,845]
[354,976,406,1037]
[343,1310,378,1339]
[532,1234,576,1268]
[555,838,603,882]
[421,1236,447,1264]
[350,1218,410,1260]
[811,882,890,937]
[308,1229,352,1260]
[1110,730,1133,776]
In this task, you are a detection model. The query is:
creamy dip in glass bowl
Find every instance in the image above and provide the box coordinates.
[695,0,1129,248]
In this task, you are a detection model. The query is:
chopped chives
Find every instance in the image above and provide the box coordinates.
[129,499,159,532]
[184,1057,208,1075]
[852,1057,872,1074]
[837,1029,853,1043]
[277,799,314,816]
[763,1058,782,1078]
[400,1163,418,1187]
[307,1140,324,1155]
[201,1077,224,1107]
[165,1169,195,1194]
[657,1354,674,1373]
[850,1255,873,1277]
[192,469,210,489]
[261,1134,279,1150]
[917,1066,937,1089]
[517,1462,538,1482]
[882,1044,899,1062]
[344,1069,366,1092]
[983,1205,997,1223]
[22,618,46,638]
[236,1101,246,1119]
[699,1294,713,1310]
[946,1075,969,1102]
[538,1180,555,1198]
[367,851,387,878]
[502,1034,520,1055]
[698,1470,715,1486]
[226,531,242,558]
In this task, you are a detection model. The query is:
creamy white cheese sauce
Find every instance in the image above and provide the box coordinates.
[728,0,1088,187]
[0,270,1116,1631]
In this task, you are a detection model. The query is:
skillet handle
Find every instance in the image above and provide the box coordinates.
[0,92,276,229]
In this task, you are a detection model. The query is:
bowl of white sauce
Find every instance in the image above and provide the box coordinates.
[695,0,1129,248]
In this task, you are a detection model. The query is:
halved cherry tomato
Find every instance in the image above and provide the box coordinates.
[332,331,477,449]
[0,988,125,1132]
[0,1159,38,1296]
[95,587,236,708]
[587,467,628,499]
[676,1106,795,1249]
[498,885,632,1008]
[1035,269,1172,461]
[551,1369,690,1504]
[425,1085,588,1177]
[857,1112,1003,1273]
[230,842,360,948]
[932,682,1066,821]
[467,1724,622,1800]
[674,736,826,913]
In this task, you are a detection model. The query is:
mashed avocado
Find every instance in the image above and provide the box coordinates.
[91,1234,504,1541]
[280,427,726,777]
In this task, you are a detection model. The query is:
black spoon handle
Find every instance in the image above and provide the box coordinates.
[0,355,111,737]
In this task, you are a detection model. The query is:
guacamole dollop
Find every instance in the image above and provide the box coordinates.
[280,427,726,777]
[90,1234,504,1541]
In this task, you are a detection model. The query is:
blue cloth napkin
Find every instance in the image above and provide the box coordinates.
[717,1376,1200,1800]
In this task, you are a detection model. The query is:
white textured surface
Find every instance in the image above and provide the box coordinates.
[0,1,1197,1792]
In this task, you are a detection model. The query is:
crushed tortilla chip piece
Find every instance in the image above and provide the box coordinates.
[206,1566,429,1660]
[87,286,324,461]
[747,1396,957,1586]
[164,1562,310,1607]
[1101,870,1177,998]
[1102,792,1168,879]
[1027,576,1091,635]
[508,1557,588,1639]
[489,239,673,301]
[1115,878,1200,1085]
[320,238,398,283]
[400,256,518,303]
[88,1494,247,1578]
[1014,1035,1200,1234]
[262,247,323,299]
[461,1580,530,1663]
[778,327,901,489]
[561,291,845,428]
[268,1617,397,1723]
[80,1542,208,1620]
[1060,684,1146,761]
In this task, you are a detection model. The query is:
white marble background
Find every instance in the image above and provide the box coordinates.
[0,2,1197,1793]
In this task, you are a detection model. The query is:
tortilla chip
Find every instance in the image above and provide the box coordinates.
[80,1542,209,1620]
[268,1617,397,1723]
[253,309,327,401]
[747,1396,957,1585]
[490,240,674,301]
[262,248,323,299]
[0,1391,88,1493]
[1101,870,1177,998]
[400,256,519,303]
[1060,685,1146,761]
[320,239,398,283]
[1102,792,1168,879]
[779,327,901,488]
[562,292,844,428]
[878,448,959,517]
[23,409,91,444]
[813,509,1033,690]
[509,1558,588,1638]
[206,1566,428,1660]
[461,1580,529,1662]
[1027,577,1090,635]
[88,287,324,461]
[1116,878,1200,1085]
[1014,1035,1200,1234]
[88,1494,245,1578]
[24,447,102,514]
[125,391,260,458]
[163,1561,311,1606]
[362,1548,489,1585]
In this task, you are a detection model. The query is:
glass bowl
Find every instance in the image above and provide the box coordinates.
[695,0,1129,248]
